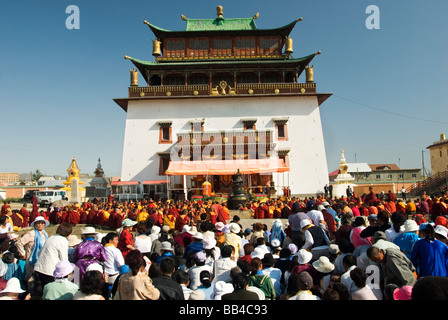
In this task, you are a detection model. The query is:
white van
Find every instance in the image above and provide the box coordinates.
[37,190,67,207]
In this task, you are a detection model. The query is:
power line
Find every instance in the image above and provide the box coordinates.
[322,91,448,125]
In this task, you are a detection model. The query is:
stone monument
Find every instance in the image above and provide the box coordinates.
[61,157,86,203]
[331,149,356,198]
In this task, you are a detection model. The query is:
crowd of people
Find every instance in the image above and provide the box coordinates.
[0,185,448,301]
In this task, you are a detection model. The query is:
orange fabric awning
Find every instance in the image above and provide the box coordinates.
[165,159,289,176]
[142,180,169,185]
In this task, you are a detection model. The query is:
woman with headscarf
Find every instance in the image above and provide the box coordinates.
[270,219,286,247]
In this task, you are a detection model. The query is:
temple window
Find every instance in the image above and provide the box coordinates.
[273,118,289,141]
[158,121,172,144]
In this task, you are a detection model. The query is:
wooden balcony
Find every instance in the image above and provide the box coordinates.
[128,82,316,98]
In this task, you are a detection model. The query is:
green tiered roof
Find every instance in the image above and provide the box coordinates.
[185,17,257,31]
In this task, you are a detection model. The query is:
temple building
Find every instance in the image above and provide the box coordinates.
[114,6,332,199]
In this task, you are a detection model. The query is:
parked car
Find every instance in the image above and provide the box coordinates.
[23,189,40,201]
[37,190,67,207]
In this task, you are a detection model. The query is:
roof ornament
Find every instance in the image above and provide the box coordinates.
[181,14,187,21]
[253,13,259,19]
[216,5,223,18]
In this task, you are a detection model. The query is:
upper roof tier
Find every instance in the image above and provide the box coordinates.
[144,5,302,39]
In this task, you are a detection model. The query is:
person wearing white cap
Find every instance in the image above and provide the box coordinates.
[202,237,220,268]
[42,260,79,300]
[393,219,420,259]
[187,251,212,290]
[183,232,204,260]
[211,280,234,300]
[0,278,26,300]
[224,222,242,259]
[300,218,330,251]
[72,226,108,285]
[155,241,175,264]
[15,215,49,281]
[435,225,448,245]
[117,218,138,259]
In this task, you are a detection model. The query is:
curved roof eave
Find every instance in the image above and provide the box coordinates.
[144,18,302,39]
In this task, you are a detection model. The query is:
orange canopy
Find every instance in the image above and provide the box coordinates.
[165,158,289,176]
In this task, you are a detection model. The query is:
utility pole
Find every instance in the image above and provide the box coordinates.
[422,150,426,178]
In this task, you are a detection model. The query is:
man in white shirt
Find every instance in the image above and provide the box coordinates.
[212,245,236,283]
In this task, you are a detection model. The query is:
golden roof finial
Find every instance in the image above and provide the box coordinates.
[181,14,187,21]
[253,12,259,19]
[143,20,150,26]
[217,5,223,18]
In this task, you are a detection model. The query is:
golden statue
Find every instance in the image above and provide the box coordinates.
[62,157,85,191]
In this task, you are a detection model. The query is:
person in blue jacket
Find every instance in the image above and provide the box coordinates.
[410,223,448,278]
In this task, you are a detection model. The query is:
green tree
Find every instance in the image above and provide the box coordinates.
[32,169,43,182]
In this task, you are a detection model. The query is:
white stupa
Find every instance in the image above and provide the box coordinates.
[331,149,356,198]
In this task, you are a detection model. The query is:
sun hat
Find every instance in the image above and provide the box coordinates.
[53,260,75,279]
[81,226,98,235]
[271,239,281,248]
[195,251,206,263]
[368,214,378,221]
[317,205,326,212]
[229,223,241,234]
[328,244,340,255]
[404,220,419,233]
[295,249,313,264]
[312,256,335,273]
[193,232,204,240]
[0,278,25,294]
[67,235,82,247]
[182,225,191,234]
[31,216,49,228]
[435,225,448,239]
[189,289,206,300]
[215,222,225,231]
[202,237,217,250]
[287,243,298,255]
[393,285,413,300]
[300,219,312,229]
[212,281,234,300]
[86,263,104,273]
[122,218,137,227]
[151,225,161,235]
[251,247,268,259]
[160,241,173,251]
[162,225,171,232]
[322,201,330,207]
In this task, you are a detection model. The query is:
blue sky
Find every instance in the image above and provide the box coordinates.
[1,0,447,178]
